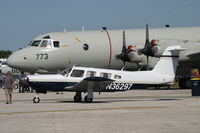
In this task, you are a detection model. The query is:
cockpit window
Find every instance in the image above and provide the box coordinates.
[53,41,60,48]
[30,40,41,47]
[70,70,84,77]
[40,40,52,48]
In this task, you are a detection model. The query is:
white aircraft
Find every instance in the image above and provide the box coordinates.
[7,25,200,88]
[0,59,21,77]
[0,65,21,77]
[28,46,183,103]
[0,58,7,67]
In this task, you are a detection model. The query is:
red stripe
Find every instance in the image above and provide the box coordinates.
[104,30,112,68]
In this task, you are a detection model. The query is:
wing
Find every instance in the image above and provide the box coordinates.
[64,77,114,92]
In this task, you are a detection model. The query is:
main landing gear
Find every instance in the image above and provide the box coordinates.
[73,94,93,103]
[84,96,93,103]
[74,90,94,103]
[74,92,82,102]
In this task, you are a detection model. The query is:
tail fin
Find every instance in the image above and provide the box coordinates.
[152,46,183,76]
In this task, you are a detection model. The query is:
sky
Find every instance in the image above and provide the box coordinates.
[0,0,200,52]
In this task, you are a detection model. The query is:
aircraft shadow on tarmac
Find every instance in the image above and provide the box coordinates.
[5,97,184,104]
[58,97,182,104]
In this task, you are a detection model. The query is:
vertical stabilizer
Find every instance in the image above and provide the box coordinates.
[152,46,182,76]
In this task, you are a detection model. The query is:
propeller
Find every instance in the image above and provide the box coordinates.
[116,30,130,66]
[139,24,158,70]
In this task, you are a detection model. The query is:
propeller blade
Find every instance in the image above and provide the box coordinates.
[145,24,150,46]
[123,30,127,66]
[139,24,156,57]
[147,55,149,70]
[139,24,159,70]
[116,30,128,60]
[122,30,127,52]
[123,60,126,66]
[116,30,132,67]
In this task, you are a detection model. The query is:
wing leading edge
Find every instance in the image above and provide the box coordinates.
[64,77,114,92]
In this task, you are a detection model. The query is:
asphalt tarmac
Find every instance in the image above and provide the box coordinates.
[0,88,200,133]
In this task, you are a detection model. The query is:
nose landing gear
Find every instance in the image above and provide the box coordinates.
[33,94,40,103]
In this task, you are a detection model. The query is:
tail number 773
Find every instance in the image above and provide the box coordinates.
[36,53,48,60]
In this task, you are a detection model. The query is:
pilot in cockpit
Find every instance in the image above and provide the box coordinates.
[40,40,52,48]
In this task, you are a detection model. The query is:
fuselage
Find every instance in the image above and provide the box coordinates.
[28,66,174,93]
[8,27,200,73]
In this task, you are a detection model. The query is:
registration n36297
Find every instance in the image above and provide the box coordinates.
[106,83,133,91]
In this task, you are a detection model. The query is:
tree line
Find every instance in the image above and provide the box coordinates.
[0,50,12,58]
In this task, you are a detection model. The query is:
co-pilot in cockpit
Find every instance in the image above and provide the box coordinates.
[28,39,60,48]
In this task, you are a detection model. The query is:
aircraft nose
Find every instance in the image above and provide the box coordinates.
[7,52,25,69]
[7,54,18,68]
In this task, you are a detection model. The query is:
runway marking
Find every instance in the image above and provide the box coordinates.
[0,106,168,115]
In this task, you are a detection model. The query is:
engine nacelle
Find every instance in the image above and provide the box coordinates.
[127,51,143,63]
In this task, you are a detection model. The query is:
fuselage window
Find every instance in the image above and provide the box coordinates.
[100,72,111,78]
[30,40,41,47]
[86,71,96,77]
[40,40,52,48]
[114,75,121,79]
[70,70,84,77]
[53,41,60,48]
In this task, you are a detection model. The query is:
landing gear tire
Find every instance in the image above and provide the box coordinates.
[84,96,93,103]
[74,95,82,102]
[33,97,40,103]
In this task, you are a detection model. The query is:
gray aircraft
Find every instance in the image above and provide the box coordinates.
[7,25,200,88]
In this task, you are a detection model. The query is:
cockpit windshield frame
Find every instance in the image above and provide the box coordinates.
[29,39,60,48]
